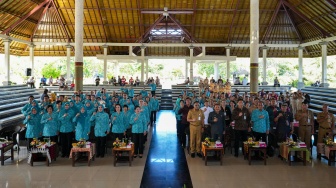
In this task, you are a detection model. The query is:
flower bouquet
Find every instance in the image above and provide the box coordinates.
[76,139,86,148]
[324,137,334,147]
[246,137,255,146]
[113,138,121,148]
[203,137,211,147]
[30,138,40,148]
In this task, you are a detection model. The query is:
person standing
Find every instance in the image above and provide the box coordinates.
[208,103,226,141]
[251,102,270,142]
[200,100,213,139]
[316,104,335,143]
[41,105,60,143]
[111,104,126,141]
[295,101,314,150]
[90,104,110,158]
[73,107,91,141]
[58,102,75,157]
[187,101,204,158]
[178,98,194,148]
[23,107,42,149]
[274,103,293,143]
[130,106,148,158]
[232,99,251,157]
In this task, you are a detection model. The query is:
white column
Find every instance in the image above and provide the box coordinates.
[75,0,84,91]
[262,46,268,85]
[297,46,304,89]
[145,59,149,80]
[3,39,11,84]
[66,45,72,81]
[129,46,132,55]
[185,59,189,79]
[189,46,194,83]
[114,61,119,78]
[140,46,145,82]
[103,45,108,82]
[250,0,259,95]
[226,47,231,81]
[320,41,329,87]
[214,62,219,80]
[29,44,35,77]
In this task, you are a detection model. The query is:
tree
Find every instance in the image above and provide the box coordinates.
[41,63,61,78]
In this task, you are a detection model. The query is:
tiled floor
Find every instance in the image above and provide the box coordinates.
[1,110,336,188]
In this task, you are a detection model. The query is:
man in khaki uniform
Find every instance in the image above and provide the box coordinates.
[187,101,205,158]
[316,104,335,143]
[295,101,315,150]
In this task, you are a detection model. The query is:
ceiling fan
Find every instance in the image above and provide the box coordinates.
[141,7,193,17]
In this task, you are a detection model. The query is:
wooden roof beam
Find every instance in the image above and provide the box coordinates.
[282,4,302,42]
[1,0,50,35]
[137,15,165,43]
[51,0,71,43]
[96,0,108,42]
[30,0,52,42]
[191,0,197,41]
[261,0,283,43]
[282,0,331,37]
[227,0,241,43]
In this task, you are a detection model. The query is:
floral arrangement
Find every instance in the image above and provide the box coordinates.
[30,138,39,147]
[76,139,86,148]
[113,138,121,148]
[324,137,334,147]
[246,137,255,146]
[203,137,211,147]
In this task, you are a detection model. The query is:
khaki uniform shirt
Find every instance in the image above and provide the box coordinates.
[317,112,335,129]
[295,109,314,126]
[187,109,205,127]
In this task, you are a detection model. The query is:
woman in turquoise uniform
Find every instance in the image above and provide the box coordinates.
[73,106,91,141]
[130,106,148,158]
[90,104,110,158]
[111,104,126,141]
[41,105,60,142]
[23,107,42,148]
[58,102,75,157]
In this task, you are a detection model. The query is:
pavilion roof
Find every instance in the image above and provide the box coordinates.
[0,0,335,57]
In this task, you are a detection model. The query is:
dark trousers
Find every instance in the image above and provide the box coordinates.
[96,136,106,157]
[150,111,157,126]
[234,130,248,156]
[133,133,145,155]
[60,132,73,156]
[112,133,124,141]
[180,123,189,147]
[252,131,266,142]
[151,91,155,96]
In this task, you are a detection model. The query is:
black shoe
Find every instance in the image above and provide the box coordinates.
[191,153,195,158]
[197,153,202,158]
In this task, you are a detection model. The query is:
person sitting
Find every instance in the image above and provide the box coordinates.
[274,77,280,87]
[40,75,47,88]
[27,76,35,88]
[155,76,160,86]
[135,76,140,86]
[129,77,134,86]
[234,77,241,85]
[95,76,100,86]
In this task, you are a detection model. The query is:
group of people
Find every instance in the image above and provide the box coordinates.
[107,75,161,87]
[174,85,334,159]
[22,86,160,158]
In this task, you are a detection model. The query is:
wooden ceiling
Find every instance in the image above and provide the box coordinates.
[0,0,335,57]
